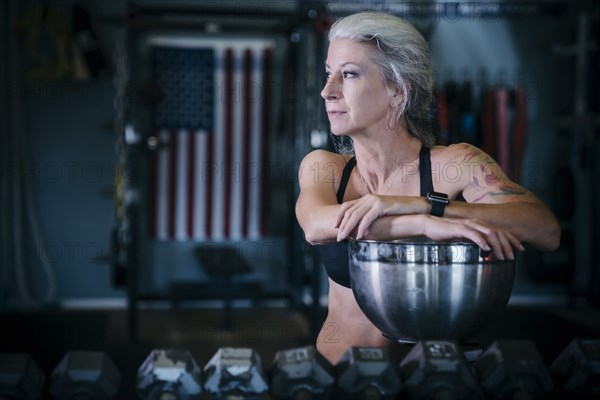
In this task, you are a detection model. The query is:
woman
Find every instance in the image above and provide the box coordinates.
[295,12,560,364]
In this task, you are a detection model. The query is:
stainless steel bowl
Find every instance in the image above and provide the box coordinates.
[348,237,515,344]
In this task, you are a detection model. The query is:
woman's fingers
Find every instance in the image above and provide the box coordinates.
[333,200,356,228]
[456,227,490,253]
[480,225,522,260]
[508,232,525,252]
[461,219,508,260]
[335,195,382,241]
[425,217,523,261]
[336,202,365,241]
[337,201,525,259]
[500,230,521,260]
[463,219,524,260]
[489,234,510,260]
[356,209,379,239]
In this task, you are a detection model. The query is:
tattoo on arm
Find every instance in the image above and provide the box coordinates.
[464,151,526,201]
[487,184,527,197]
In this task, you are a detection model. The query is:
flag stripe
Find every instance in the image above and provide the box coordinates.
[212,50,225,241]
[223,48,233,239]
[242,49,252,237]
[168,130,178,238]
[177,131,189,239]
[260,47,272,236]
[247,51,261,239]
[231,49,243,240]
[191,131,206,240]
[206,128,214,238]
[187,131,196,238]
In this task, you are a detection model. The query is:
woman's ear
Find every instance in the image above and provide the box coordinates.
[390,83,408,109]
[390,89,402,108]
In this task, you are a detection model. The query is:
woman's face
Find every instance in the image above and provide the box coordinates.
[322,38,396,137]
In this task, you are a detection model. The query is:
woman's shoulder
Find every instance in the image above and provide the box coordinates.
[430,142,487,163]
[298,149,354,188]
[300,149,353,167]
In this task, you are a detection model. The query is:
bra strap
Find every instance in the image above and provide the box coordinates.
[419,146,434,197]
[336,156,357,204]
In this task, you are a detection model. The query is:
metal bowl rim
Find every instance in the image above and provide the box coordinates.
[347,236,479,247]
[347,237,512,264]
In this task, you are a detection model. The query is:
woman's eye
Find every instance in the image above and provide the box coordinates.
[324,71,331,80]
[343,71,357,78]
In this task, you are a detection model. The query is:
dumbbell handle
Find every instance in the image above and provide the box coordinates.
[511,389,534,400]
[71,393,94,400]
[292,388,317,400]
[224,394,245,400]
[290,388,319,400]
[157,392,178,400]
[433,387,455,400]
[360,386,382,400]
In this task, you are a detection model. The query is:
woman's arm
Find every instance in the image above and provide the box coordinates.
[342,213,524,260]
[444,143,560,251]
[295,150,347,244]
[443,202,559,251]
[333,143,560,252]
[297,149,524,259]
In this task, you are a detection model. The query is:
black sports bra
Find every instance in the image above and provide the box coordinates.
[320,146,435,288]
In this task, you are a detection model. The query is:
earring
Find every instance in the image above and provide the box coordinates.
[387,107,397,131]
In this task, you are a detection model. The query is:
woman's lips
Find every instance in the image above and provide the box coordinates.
[327,111,346,117]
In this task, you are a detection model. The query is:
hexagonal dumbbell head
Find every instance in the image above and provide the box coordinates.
[203,347,268,400]
[474,340,553,399]
[49,351,120,400]
[399,340,483,400]
[269,345,335,400]
[550,339,600,396]
[0,353,45,399]
[335,346,402,400]
[136,349,202,400]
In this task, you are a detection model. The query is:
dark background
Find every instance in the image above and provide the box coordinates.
[1,0,599,398]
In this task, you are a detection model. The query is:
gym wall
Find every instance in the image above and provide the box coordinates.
[1,0,598,310]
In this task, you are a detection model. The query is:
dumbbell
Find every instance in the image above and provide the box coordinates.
[335,346,402,400]
[550,338,600,396]
[49,350,120,400]
[269,345,335,400]
[136,348,202,400]
[399,340,483,400]
[473,340,553,399]
[203,347,269,400]
[0,353,45,399]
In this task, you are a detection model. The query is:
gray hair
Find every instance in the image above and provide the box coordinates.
[328,12,436,148]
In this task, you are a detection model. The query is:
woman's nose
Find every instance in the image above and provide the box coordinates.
[321,80,340,100]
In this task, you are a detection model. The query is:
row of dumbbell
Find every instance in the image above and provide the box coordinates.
[1,338,598,399]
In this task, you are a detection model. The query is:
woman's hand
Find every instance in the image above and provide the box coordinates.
[424,216,524,260]
[334,194,422,241]
[335,195,525,260]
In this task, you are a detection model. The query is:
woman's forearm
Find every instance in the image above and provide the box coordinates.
[296,201,342,245]
[359,214,425,241]
[444,200,560,251]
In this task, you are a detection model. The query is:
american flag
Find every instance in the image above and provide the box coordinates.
[147,37,273,241]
